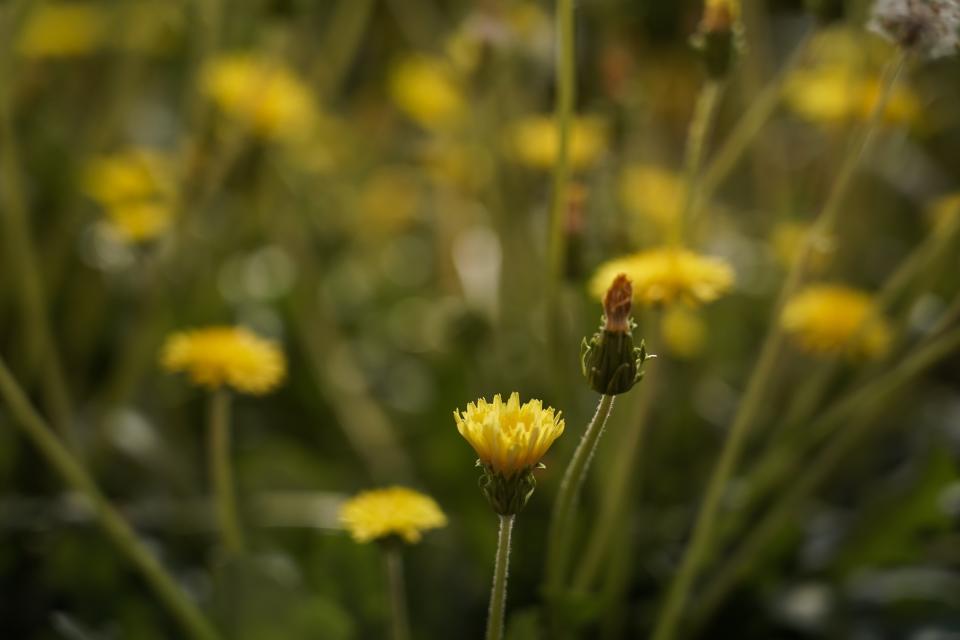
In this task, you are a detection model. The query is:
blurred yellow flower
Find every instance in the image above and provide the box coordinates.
[661,306,707,358]
[590,247,734,307]
[17,2,107,58]
[770,221,834,272]
[389,55,464,130]
[358,167,422,233]
[83,150,174,206]
[202,54,316,140]
[781,284,892,359]
[340,486,447,544]
[161,326,286,394]
[928,192,960,233]
[102,201,173,243]
[507,116,607,171]
[619,164,685,228]
[454,392,565,478]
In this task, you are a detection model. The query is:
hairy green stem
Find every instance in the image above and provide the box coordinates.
[385,546,411,640]
[651,52,907,640]
[209,389,244,554]
[0,357,221,640]
[486,514,515,640]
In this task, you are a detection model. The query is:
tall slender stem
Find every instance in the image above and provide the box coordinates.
[385,546,411,640]
[547,0,576,286]
[676,80,723,243]
[544,394,616,599]
[651,52,908,640]
[0,357,221,640]
[209,388,244,554]
[486,514,515,640]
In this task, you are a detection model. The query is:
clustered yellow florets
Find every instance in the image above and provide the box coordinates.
[339,486,448,544]
[619,164,686,230]
[507,116,607,171]
[389,55,465,130]
[201,54,316,140]
[589,247,734,307]
[781,284,892,359]
[161,326,286,394]
[454,392,565,478]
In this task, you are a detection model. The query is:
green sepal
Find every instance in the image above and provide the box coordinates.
[478,466,537,516]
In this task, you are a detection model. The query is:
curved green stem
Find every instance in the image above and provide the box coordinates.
[0,357,221,640]
[209,389,244,554]
[486,514,515,640]
[544,394,616,600]
[385,546,410,640]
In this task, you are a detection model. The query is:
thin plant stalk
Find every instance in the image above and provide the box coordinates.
[651,52,908,640]
[209,388,244,554]
[675,80,724,244]
[547,0,576,288]
[691,325,960,629]
[544,394,616,598]
[385,545,411,640]
[486,514,515,640]
[0,356,221,640]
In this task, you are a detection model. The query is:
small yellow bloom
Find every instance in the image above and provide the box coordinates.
[781,284,892,359]
[454,392,565,478]
[202,54,316,140]
[17,3,107,58]
[507,116,607,171]
[83,150,174,206]
[784,67,919,126]
[770,221,834,272]
[589,247,734,307]
[928,192,960,234]
[102,201,173,243]
[161,326,286,394]
[358,167,422,233]
[339,486,447,544]
[619,164,685,229]
[661,306,707,358]
[389,55,465,130]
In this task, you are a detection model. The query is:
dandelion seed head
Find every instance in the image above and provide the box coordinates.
[868,0,960,59]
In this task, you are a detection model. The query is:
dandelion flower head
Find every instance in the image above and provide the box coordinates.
[507,116,607,171]
[590,247,734,307]
[781,284,892,359]
[619,164,685,229]
[454,392,565,478]
[17,2,107,58]
[389,55,465,130]
[339,486,447,544]
[161,326,286,394]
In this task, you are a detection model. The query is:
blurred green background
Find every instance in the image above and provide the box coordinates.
[1,0,960,638]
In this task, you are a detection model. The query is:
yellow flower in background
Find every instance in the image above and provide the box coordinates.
[781,284,892,359]
[590,248,734,307]
[454,392,565,478]
[202,54,316,140]
[508,116,607,171]
[661,306,707,358]
[358,167,422,233]
[619,164,685,228]
[928,192,960,234]
[390,55,465,130]
[17,2,107,58]
[770,221,834,272]
[340,487,447,544]
[102,201,173,243]
[161,326,286,394]
[83,150,174,206]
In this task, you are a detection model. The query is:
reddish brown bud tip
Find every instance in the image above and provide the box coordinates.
[603,274,633,332]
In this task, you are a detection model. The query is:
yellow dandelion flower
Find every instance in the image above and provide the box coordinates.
[17,2,107,58]
[389,55,465,130]
[589,247,734,307]
[202,54,316,140]
[619,164,685,228]
[102,201,173,243]
[454,392,565,478]
[770,221,834,272]
[339,486,447,544]
[781,284,892,359]
[507,116,607,171]
[661,306,707,358]
[928,192,960,234]
[83,150,174,206]
[161,326,286,394]
[784,66,919,126]
[357,167,422,233]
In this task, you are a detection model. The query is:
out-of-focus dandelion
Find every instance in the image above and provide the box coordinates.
[389,55,465,131]
[102,201,174,244]
[781,284,892,359]
[340,487,447,640]
[589,248,734,307]
[357,167,423,235]
[661,306,707,358]
[201,54,316,141]
[693,0,743,78]
[455,392,564,640]
[162,326,286,554]
[16,2,107,58]
[868,0,960,59]
[507,115,607,171]
[784,65,921,125]
[928,191,960,233]
[619,164,686,231]
[771,221,834,272]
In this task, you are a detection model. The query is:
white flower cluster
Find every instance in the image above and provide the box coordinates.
[869,0,960,58]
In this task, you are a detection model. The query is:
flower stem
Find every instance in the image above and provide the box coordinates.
[651,52,908,640]
[209,388,244,554]
[676,80,723,244]
[547,0,576,286]
[0,356,221,640]
[544,394,616,602]
[385,546,411,640]
[486,514,515,640]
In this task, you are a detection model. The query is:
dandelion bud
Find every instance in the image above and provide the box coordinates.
[868,0,960,59]
[692,0,742,78]
[581,275,652,395]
